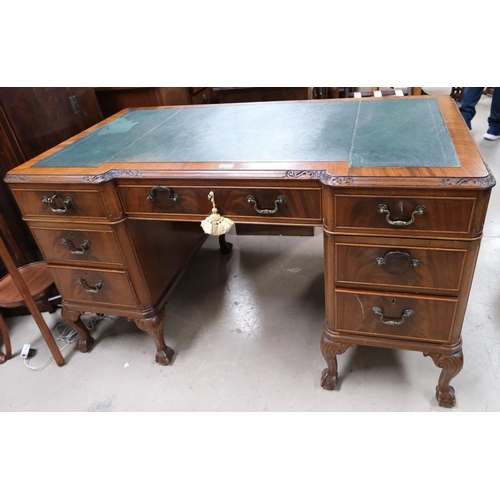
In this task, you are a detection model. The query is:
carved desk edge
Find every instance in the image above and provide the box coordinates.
[4,167,496,190]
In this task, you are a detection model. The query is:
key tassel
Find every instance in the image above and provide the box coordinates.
[201,191,234,236]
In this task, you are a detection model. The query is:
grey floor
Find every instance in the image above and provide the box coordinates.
[2,87,499,412]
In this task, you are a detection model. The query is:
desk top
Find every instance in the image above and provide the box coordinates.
[5,95,494,190]
[32,98,459,168]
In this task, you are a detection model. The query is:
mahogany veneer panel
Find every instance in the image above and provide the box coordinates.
[31,225,124,266]
[126,219,207,306]
[333,194,478,237]
[49,266,138,308]
[335,241,467,293]
[12,187,108,220]
[334,289,458,343]
[118,185,322,223]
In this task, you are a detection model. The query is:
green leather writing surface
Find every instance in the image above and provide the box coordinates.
[34,99,460,168]
[350,99,459,167]
[35,109,181,168]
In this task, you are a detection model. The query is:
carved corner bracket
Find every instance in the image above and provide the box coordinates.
[4,174,30,182]
[441,173,496,188]
[82,170,143,183]
[284,170,355,185]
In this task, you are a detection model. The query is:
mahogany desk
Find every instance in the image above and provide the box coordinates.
[5,96,494,407]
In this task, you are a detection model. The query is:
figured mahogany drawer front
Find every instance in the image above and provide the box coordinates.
[333,195,476,236]
[335,242,467,293]
[49,266,138,307]
[118,186,321,221]
[335,290,457,343]
[12,188,108,219]
[31,227,124,266]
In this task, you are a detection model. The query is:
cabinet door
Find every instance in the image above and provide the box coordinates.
[0,103,39,271]
[0,88,103,160]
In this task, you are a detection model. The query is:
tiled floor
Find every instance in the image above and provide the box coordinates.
[1,88,499,411]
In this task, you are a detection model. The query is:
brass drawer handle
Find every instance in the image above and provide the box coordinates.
[61,238,90,255]
[375,250,420,268]
[372,307,414,326]
[146,186,181,202]
[42,194,73,213]
[246,195,286,215]
[76,278,104,293]
[377,204,426,226]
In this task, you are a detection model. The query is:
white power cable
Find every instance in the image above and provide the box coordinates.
[23,313,106,371]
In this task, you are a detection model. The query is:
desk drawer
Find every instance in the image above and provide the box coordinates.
[12,188,108,220]
[31,226,124,266]
[333,194,476,236]
[334,289,457,343]
[335,241,467,293]
[49,266,138,308]
[118,185,321,222]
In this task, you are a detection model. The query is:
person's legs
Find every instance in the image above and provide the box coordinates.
[459,87,484,129]
[484,87,500,140]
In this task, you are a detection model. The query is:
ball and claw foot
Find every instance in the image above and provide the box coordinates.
[435,385,456,409]
[61,308,94,355]
[424,350,463,408]
[133,311,176,366]
[77,337,95,353]
[320,368,338,390]
[155,346,175,366]
[320,336,355,391]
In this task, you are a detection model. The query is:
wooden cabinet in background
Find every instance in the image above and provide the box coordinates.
[94,87,218,118]
[213,87,330,103]
[189,87,217,105]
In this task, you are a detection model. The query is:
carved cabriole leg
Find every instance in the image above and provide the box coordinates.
[218,234,233,254]
[134,308,174,366]
[424,350,464,408]
[320,334,356,390]
[61,307,95,353]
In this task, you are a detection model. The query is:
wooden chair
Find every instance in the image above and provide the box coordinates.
[0,211,64,365]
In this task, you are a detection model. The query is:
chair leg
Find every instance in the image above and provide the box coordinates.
[0,314,12,363]
[0,237,65,366]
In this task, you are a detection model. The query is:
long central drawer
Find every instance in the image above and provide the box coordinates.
[117,185,322,222]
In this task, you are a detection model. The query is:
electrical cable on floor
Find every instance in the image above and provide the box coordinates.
[23,313,107,371]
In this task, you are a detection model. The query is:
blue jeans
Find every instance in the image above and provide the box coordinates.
[459,87,500,135]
